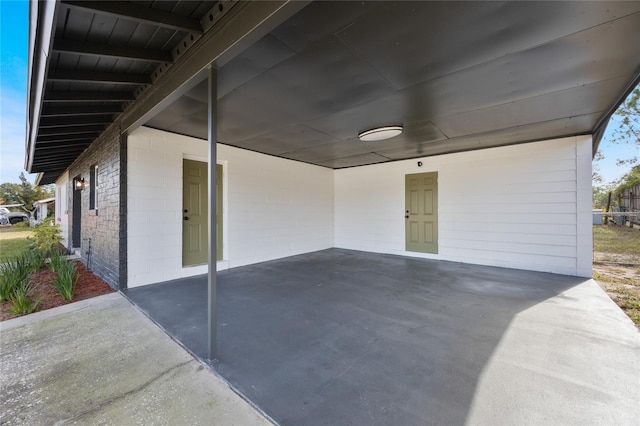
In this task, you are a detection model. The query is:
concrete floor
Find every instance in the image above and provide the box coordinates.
[125,248,640,425]
[0,293,269,425]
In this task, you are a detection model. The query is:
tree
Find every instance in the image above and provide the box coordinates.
[592,85,639,208]
[608,86,640,167]
[0,172,54,212]
[614,164,640,196]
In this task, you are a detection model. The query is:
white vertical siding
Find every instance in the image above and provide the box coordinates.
[127,127,334,288]
[334,136,592,277]
[55,172,69,248]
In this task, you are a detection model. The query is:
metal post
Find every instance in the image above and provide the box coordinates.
[207,66,218,360]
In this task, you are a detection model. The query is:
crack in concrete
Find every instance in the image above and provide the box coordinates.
[55,360,193,424]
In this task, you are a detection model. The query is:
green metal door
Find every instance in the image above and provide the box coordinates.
[405,172,438,254]
[183,159,208,266]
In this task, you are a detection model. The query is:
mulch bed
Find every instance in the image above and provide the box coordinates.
[0,260,114,322]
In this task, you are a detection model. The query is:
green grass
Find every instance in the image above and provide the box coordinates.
[0,238,33,262]
[593,225,640,256]
[0,229,34,262]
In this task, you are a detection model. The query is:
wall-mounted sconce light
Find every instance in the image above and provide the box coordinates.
[73,177,85,191]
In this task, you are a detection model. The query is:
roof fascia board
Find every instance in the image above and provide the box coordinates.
[118,0,310,134]
[25,0,59,173]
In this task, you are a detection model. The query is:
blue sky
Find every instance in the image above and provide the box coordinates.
[1,0,29,183]
[0,0,636,185]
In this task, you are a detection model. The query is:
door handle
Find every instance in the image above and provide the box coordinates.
[184,216,189,221]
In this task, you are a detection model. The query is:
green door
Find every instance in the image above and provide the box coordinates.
[405,172,438,254]
[183,160,223,266]
[183,159,208,266]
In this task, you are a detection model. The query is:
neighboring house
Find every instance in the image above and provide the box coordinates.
[619,185,640,212]
[25,0,639,300]
[32,197,55,224]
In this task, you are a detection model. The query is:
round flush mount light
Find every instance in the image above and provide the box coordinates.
[358,125,403,142]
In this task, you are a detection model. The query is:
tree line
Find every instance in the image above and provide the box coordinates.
[0,172,54,213]
[593,86,639,209]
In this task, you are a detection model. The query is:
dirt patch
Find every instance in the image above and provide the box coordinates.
[592,244,640,329]
[0,260,114,321]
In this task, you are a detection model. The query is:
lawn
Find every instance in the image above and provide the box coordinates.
[593,225,640,258]
[0,227,34,261]
[592,225,640,328]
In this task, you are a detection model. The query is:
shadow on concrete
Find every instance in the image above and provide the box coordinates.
[124,249,584,425]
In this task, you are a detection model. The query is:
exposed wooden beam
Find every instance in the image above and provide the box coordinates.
[44,91,135,102]
[48,70,151,85]
[32,154,86,162]
[37,134,97,143]
[35,143,93,150]
[33,155,80,160]
[40,116,112,127]
[53,39,172,63]
[62,1,203,34]
[41,105,122,117]
[32,163,81,171]
[38,125,106,136]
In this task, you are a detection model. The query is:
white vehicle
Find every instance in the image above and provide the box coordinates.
[0,206,29,225]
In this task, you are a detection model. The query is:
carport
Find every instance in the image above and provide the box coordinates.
[24,2,640,422]
[124,248,639,425]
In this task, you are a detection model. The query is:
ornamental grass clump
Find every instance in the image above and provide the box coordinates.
[54,258,78,301]
[24,249,47,273]
[9,279,42,315]
[48,249,66,273]
[0,255,31,302]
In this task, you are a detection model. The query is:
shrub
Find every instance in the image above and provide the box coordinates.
[9,280,42,315]
[30,218,63,254]
[54,259,77,301]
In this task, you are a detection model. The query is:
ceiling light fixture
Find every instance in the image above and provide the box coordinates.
[358,125,403,142]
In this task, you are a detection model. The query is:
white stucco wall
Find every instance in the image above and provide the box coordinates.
[334,136,593,277]
[55,172,69,248]
[127,127,334,287]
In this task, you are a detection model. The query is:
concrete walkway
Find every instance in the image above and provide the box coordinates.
[0,293,270,425]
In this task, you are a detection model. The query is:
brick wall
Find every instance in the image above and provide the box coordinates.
[66,127,125,289]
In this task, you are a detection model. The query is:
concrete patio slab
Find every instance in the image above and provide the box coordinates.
[0,293,270,425]
[126,248,640,426]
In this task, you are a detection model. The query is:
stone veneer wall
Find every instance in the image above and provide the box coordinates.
[66,127,125,289]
